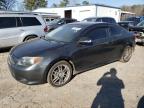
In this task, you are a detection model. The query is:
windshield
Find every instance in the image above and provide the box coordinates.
[45,24,86,42]
[137,20,144,27]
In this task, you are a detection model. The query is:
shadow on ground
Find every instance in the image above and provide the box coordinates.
[137,96,144,108]
[136,42,144,46]
[0,47,11,53]
[91,68,125,108]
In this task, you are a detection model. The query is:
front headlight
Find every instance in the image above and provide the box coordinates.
[17,57,43,66]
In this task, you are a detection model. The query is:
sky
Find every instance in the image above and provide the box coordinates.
[48,0,144,7]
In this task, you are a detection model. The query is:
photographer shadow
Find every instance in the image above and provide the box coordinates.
[137,96,144,108]
[91,68,125,108]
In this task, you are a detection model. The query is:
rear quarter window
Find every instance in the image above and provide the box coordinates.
[109,25,128,37]
[21,17,41,26]
[0,17,16,29]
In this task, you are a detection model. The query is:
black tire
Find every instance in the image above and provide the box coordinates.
[120,46,133,63]
[24,35,37,41]
[47,61,73,87]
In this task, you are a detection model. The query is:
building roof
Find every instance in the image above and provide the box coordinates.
[35,4,121,10]
[121,11,135,15]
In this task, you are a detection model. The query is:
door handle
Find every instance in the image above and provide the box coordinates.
[96,42,109,45]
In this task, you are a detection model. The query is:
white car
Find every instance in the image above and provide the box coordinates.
[0,12,48,48]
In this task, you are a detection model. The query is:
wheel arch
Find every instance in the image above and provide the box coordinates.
[23,34,38,42]
[125,41,135,52]
[43,57,76,83]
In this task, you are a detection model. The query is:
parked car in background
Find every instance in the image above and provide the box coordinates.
[47,18,77,32]
[125,16,144,26]
[82,17,117,24]
[8,22,135,87]
[0,12,48,48]
[129,20,144,45]
[118,21,135,30]
[33,12,60,23]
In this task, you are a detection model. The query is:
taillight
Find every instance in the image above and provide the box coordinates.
[44,26,48,32]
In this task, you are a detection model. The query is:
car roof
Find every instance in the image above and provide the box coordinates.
[84,17,115,20]
[60,18,77,20]
[68,22,113,27]
[118,21,134,23]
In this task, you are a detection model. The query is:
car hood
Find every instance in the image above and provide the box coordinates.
[11,38,66,58]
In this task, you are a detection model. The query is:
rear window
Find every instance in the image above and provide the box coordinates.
[0,17,16,29]
[101,18,116,23]
[21,17,41,26]
[83,18,96,22]
[102,18,110,23]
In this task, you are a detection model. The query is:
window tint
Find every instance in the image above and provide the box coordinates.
[83,18,96,22]
[109,18,116,23]
[66,19,72,23]
[88,27,107,40]
[0,17,16,29]
[102,18,110,23]
[21,17,41,26]
[110,26,123,37]
[16,17,22,27]
[96,18,102,22]
[46,19,50,22]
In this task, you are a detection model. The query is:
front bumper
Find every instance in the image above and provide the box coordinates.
[7,56,47,85]
[136,37,144,44]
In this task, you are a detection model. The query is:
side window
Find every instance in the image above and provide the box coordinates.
[87,27,107,40]
[96,18,102,22]
[91,18,96,22]
[109,26,123,37]
[45,19,50,22]
[58,19,65,24]
[21,17,41,26]
[102,18,109,23]
[16,17,22,27]
[65,19,71,23]
[0,17,16,29]
[109,19,116,23]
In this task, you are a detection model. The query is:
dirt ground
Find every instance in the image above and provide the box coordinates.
[0,46,144,108]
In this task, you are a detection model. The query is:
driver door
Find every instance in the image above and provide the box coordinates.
[72,26,110,71]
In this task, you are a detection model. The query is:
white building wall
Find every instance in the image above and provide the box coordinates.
[34,6,96,21]
[70,6,96,21]
[33,8,65,18]
[34,5,121,22]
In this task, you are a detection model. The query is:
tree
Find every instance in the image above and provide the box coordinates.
[24,0,47,11]
[0,0,16,10]
[121,4,144,16]
[59,0,69,7]
[75,3,81,6]
[52,3,57,7]
[82,0,89,5]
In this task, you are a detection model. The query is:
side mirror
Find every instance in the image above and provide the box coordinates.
[78,37,93,46]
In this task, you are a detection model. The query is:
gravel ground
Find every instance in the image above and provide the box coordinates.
[0,46,144,108]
